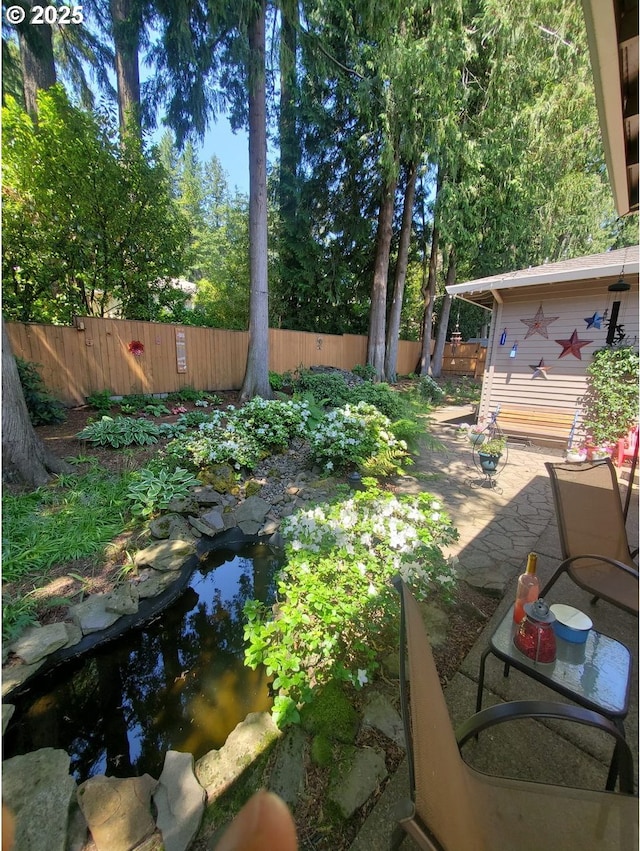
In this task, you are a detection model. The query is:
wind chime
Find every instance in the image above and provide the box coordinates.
[450,310,462,365]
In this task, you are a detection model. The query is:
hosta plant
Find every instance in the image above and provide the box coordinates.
[76,416,160,448]
[126,466,200,517]
[244,481,458,723]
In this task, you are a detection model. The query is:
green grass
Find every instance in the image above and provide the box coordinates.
[2,469,133,583]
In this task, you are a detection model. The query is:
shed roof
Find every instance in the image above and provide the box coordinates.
[446,245,639,307]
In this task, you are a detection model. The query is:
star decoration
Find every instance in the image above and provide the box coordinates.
[555,329,593,360]
[520,304,559,339]
[530,358,551,378]
[584,311,604,330]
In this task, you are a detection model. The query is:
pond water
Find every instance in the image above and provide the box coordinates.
[3,541,284,782]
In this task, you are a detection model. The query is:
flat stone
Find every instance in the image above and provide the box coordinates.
[237,519,261,535]
[9,622,70,664]
[234,496,270,527]
[153,750,205,851]
[223,511,238,530]
[3,703,15,733]
[77,773,158,851]
[166,497,199,515]
[192,486,225,506]
[134,570,180,599]
[69,594,121,635]
[259,519,280,536]
[1,659,45,696]
[195,711,281,801]
[361,692,405,747]
[134,539,196,572]
[105,583,139,615]
[3,748,77,851]
[188,515,222,537]
[268,726,307,807]
[63,622,83,649]
[328,745,387,819]
[149,514,192,541]
[200,507,226,532]
[419,601,449,648]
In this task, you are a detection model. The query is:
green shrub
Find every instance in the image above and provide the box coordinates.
[143,402,171,417]
[2,593,38,642]
[581,346,639,445]
[294,371,351,406]
[351,363,377,381]
[166,386,202,404]
[86,388,114,414]
[15,357,66,425]
[244,482,458,711]
[348,381,410,421]
[417,374,445,404]
[126,466,200,518]
[76,416,160,447]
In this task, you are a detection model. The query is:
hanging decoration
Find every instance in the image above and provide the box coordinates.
[555,330,592,360]
[499,328,508,346]
[520,304,559,339]
[509,342,518,358]
[128,340,145,357]
[584,311,604,330]
[529,358,551,379]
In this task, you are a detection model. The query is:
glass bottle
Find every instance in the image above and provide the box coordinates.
[513,552,539,624]
[514,598,557,663]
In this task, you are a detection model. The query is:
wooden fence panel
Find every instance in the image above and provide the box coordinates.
[6,318,484,406]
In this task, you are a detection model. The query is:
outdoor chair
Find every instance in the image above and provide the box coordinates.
[391,577,637,851]
[541,459,639,616]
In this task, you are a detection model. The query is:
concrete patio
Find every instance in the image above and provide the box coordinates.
[351,405,639,850]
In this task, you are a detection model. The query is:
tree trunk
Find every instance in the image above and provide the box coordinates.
[367,172,398,380]
[384,161,417,383]
[418,222,439,376]
[110,0,142,133]
[17,3,56,118]
[2,318,72,489]
[432,248,456,377]
[240,0,272,402]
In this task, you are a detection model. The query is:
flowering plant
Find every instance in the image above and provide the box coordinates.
[309,401,408,475]
[170,405,187,415]
[128,340,144,357]
[244,481,458,722]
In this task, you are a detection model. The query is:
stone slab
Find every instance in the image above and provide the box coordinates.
[77,773,158,851]
[3,748,76,851]
[268,725,307,806]
[10,622,70,665]
[328,745,387,819]
[69,594,121,635]
[134,539,195,572]
[154,750,205,851]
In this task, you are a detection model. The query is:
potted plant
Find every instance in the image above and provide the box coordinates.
[477,436,507,473]
[565,444,588,462]
[468,424,486,445]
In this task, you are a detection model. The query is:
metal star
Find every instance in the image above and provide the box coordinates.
[520,304,559,339]
[555,329,593,360]
[530,358,551,378]
[584,311,604,329]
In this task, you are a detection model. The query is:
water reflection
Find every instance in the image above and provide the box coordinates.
[4,543,283,782]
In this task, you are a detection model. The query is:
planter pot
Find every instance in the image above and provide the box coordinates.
[565,448,587,462]
[589,448,612,460]
[478,451,502,473]
[469,432,486,446]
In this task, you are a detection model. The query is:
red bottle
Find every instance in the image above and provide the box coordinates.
[513,553,539,624]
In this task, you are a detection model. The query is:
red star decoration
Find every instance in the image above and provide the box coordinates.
[555,330,592,360]
[520,304,559,339]
[529,358,551,378]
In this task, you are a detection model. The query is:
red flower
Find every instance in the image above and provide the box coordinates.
[128,340,144,357]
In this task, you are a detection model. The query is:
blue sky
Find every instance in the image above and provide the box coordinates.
[199,117,250,195]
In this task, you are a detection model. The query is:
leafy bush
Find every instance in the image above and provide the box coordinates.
[581,346,639,445]
[234,397,313,450]
[417,374,445,404]
[76,416,160,447]
[178,410,217,428]
[348,381,410,421]
[126,466,200,518]
[166,386,204,404]
[143,402,171,417]
[294,372,351,406]
[309,402,408,475]
[86,389,114,414]
[158,422,188,439]
[351,363,377,381]
[15,357,66,425]
[2,593,39,642]
[244,482,458,713]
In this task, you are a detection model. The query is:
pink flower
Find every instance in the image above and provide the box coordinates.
[171,405,187,415]
[128,340,144,357]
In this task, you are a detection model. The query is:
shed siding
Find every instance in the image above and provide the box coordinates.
[478,276,638,446]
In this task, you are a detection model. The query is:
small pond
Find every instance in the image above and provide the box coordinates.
[3,540,285,782]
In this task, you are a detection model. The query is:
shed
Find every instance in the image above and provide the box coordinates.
[446,246,639,448]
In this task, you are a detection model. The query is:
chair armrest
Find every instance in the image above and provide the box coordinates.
[456,699,635,794]
[560,554,639,580]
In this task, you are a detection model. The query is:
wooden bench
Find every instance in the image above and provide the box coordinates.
[494,406,580,448]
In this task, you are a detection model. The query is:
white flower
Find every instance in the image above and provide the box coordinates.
[368,582,377,596]
[356,669,368,687]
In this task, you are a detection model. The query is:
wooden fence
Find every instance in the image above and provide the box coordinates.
[6,317,486,406]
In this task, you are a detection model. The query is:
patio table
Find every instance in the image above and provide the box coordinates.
[476,604,632,790]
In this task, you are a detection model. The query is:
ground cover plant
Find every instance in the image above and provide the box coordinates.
[77,416,161,448]
[243,479,459,726]
[16,358,67,426]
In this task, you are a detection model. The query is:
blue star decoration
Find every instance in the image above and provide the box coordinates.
[530,358,551,378]
[584,311,603,330]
